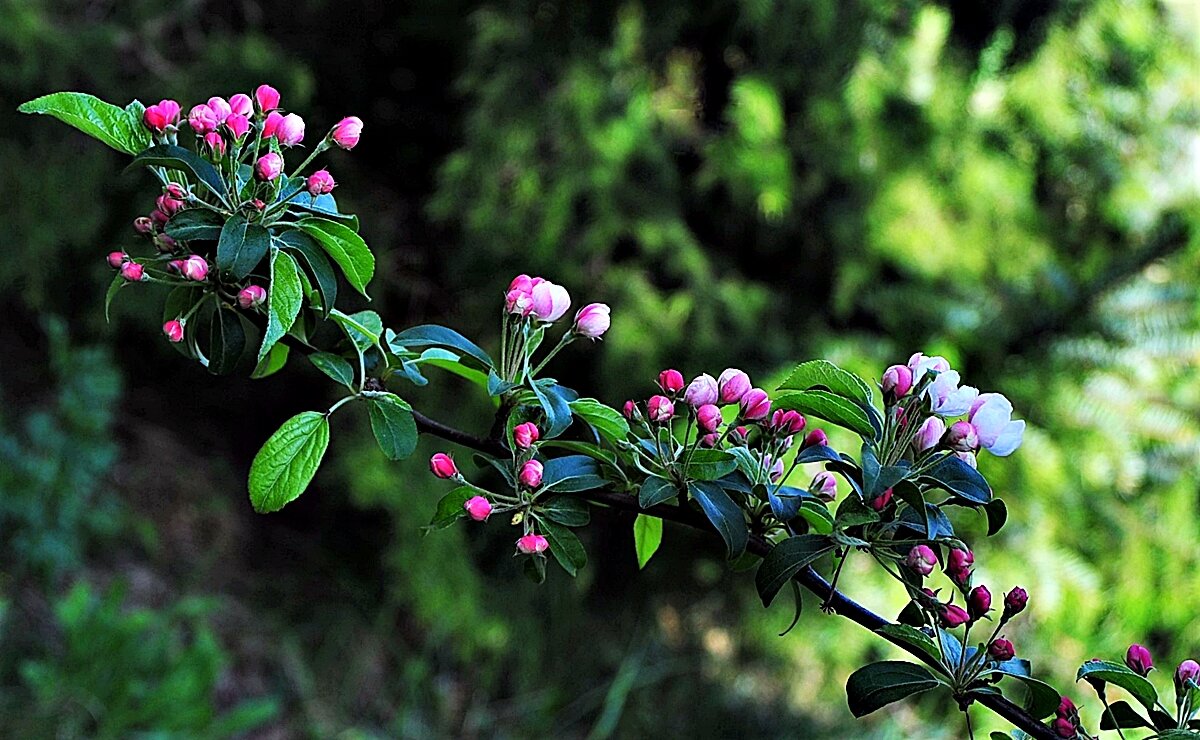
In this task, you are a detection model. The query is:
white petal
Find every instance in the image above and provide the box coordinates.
[986,420,1025,456]
[971,395,1013,447]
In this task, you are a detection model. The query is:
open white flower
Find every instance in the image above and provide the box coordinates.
[968,393,1025,456]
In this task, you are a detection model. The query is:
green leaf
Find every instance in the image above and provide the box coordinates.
[530,380,574,438]
[569,398,630,443]
[845,661,940,717]
[259,249,302,361]
[797,501,835,534]
[341,310,383,351]
[684,449,738,481]
[985,498,1008,536]
[1076,660,1159,712]
[541,455,607,492]
[1000,674,1061,720]
[876,624,942,665]
[207,304,247,376]
[127,145,228,202]
[216,214,271,279]
[689,481,748,559]
[633,514,663,570]
[165,209,224,242]
[860,443,911,498]
[540,496,591,527]
[309,352,355,388]
[773,390,876,439]
[276,230,338,317]
[251,342,290,380]
[779,359,874,406]
[19,92,150,154]
[540,518,586,576]
[425,487,473,531]
[639,476,678,508]
[104,274,124,322]
[923,454,992,505]
[387,324,495,369]
[367,393,418,461]
[290,189,359,229]
[755,534,835,607]
[1099,701,1155,731]
[248,411,330,513]
[296,217,375,297]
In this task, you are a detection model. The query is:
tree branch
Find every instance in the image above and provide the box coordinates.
[416,416,1059,739]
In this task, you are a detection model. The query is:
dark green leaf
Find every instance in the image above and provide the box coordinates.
[523,553,547,584]
[845,661,940,717]
[923,454,992,504]
[165,209,224,242]
[19,92,150,154]
[207,304,247,376]
[898,501,954,540]
[639,476,678,508]
[290,190,358,228]
[1076,660,1159,711]
[794,444,842,464]
[633,514,662,569]
[540,518,586,576]
[251,342,290,380]
[985,498,1008,536]
[259,249,302,361]
[309,352,355,388]
[540,496,591,527]
[999,674,1061,720]
[215,214,271,279]
[367,393,418,461]
[685,449,738,481]
[755,534,835,607]
[541,455,607,492]
[388,324,495,369]
[774,390,876,439]
[104,274,124,322]
[778,359,874,406]
[689,481,748,560]
[779,581,804,636]
[530,380,573,438]
[277,230,338,318]
[297,217,375,297]
[341,310,383,351]
[569,398,629,443]
[248,411,330,513]
[798,501,835,534]
[876,624,942,666]
[127,145,228,201]
[425,487,473,531]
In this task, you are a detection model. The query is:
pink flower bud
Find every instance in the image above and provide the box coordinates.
[811,471,837,502]
[255,152,283,181]
[181,255,209,282]
[944,420,979,452]
[770,409,807,435]
[946,548,974,585]
[622,400,638,420]
[107,251,128,269]
[167,259,185,274]
[142,100,180,132]
[516,533,549,554]
[429,453,458,479]
[164,183,186,199]
[274,113,305,146]
[119,261,145,282]
[251,198,266,210]
[133,216,154,235]
[229,93,253,118]
[1052,718,1077,738]
[939,604,970,628]
[647,395,675,424]
[868,487,893,511]
[1176,660,1200,693]
[696,404,722,434]
[262,111,284,138]
[162,319,184,343]
[306,169,337,196]
[968,585,992,620]
[530,279,571,322]
[156,193,184,217]
[518,459,544,488]
[905,545,938,576]
[989,638,1015,661]
[768,456,785,483]
[955,451,978,469]
[463,496,492,522]
[237,285,267,309]
[684,374,719,407]
[203,132,226,159]
[914,416,946,453]
[657,369,685,394]
[206,96,232,123]
[513,422,539,450]
[188,103,219,134]
[330,116,363,149]
[1125,644,1153,676]
[803,429,828,448]
[573,303,610,339]
[699,433,720,447]
[150,208,169,228]
[1003,587,1028,617]
[729,425,750,445]
[717,368,751,405]
[224,113,250,140]
[882,364,914,398]
[739,388,771,421]
[1057,696,1077,719]
[254,84,281,113]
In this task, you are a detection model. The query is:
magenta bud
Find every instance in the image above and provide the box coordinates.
[518,459,544,488]
[229,93,253,118]
[162,319,185,343]
[905,545,938,576]
[463,496,492,522]
[150,209,170,228]
[684,374,719,407]
[262,111,284,138]
[810,471,837,502]
[202,132,226,159]
[770,409,807,436]
[187,103,219,134]
[237,285,267,309]
[696,404,722,434]
[512,422,540,450]
[988,638,1015,661]
[803,429,828,448]
[767,456,785,483]
[133,216,154,235]
[1057,696,1077,719]
[306,168,337,196]
[206,96,232,122]
[938,604,970,628]
[944,420,979,452]
[107,251,128,269]
[1125,644,1153,676]
[868,487,893,511]
[647,395,675,423]
[573,302,611,339]
[156,193,184,217]
[622,400,638,420]
[224,113,251,140]
[516,533,549,555]
[882,364,914,399]
[275,113,305,146]
[946,548,974,586]
[155,234,177,253]
[730,425,750,445]
[914,417,946,453]
[119,261,145,282]
[739,388,771,421]
[254,84,281,113]
[167,259,185,274]
[717,368,751,405]
[657,369,685,394]
[330,116,363,150]
[968,585,992,620]
[1052,718,1077,738]
[1176,660,1200,693]
[699,433,720,447]
[255,152,283,181]
[181,255,209,282]
[429,453,458,479]
[1003,587,1028,617]
[143,99,181,132]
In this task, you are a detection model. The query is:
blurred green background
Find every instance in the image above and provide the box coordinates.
[1,0,1198,736]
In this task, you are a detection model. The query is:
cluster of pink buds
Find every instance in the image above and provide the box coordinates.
[1053,696,1081,738]
[497,274,611,382]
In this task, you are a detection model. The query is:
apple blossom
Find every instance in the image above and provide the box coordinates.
[429,453,458,479]
[518,459,544,488]
[1125,644,1153,676]
[255,152,283,181]
[306,169,337,196]
[119,261,145,282]
[882,364,913,399]
[989,638,1015,661]
[238,285,267,309]
[275,113,305,146]
[107,251,127,269]
[188,104,219,134]
[228,93,252,117]
[717,368,751,404]
[517,534,549,554]
[696,404,722,433]
[968,393,1026,457]
[330,116,363,149]
[463,496,492,522]
[647,395,675,423]
[162,320,184,343]
[739,388,771,421]
[683,374,718,407]
[180,255,209,282]
[657,369,685,394]
[513,422,539,450]
[573,303,610,339]
[914,417,945,452]
[254,84,281,113]
[905,545,938,576]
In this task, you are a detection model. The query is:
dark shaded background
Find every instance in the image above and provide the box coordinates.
[1,0,1198,736]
